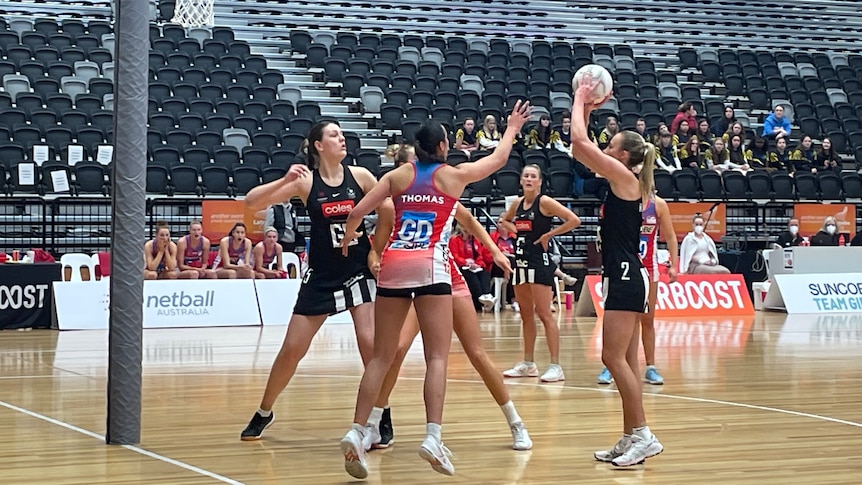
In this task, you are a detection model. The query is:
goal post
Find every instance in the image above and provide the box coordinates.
[171,0,214,28]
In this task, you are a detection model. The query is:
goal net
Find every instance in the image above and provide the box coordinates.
[171,0,214,28]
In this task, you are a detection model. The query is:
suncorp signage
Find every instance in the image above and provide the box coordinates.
[773,274,862,313]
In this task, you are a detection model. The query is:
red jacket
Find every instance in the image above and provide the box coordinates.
[671,112,697,135]
[449,234,493,272]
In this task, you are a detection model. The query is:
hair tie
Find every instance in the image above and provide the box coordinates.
[643,146,650,158]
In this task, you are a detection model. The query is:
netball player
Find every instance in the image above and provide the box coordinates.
[176,220,217,279]
[253,226,285,279]
[499,165,580,382]
[338,101,531,479]
[597,194,678,385]
[214,223,255,279]
[144,222,196,279]
[571,77,663,467]
[238,121,381,441]
[363,197,532,452]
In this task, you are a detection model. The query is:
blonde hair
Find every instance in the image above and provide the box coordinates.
[263,226,278,236]
[618,131,657,199]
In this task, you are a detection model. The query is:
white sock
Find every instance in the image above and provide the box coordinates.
[632,426,652,440]
[367,407,384,427]
[426,422,442,443]
[500,401,522,426]
[257,408,272,417]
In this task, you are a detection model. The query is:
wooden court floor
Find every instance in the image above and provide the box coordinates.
[2,309,862,484]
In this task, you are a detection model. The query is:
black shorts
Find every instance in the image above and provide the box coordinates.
[377,283,451,298]
[293,268,376,316]
[512,259,556,286]
[602,266,649,313]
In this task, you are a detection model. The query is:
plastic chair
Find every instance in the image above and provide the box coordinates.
[281,251,301,279]
[61,253,97,281]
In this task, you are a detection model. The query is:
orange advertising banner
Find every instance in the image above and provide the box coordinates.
[793,204,855,239]
[201,200,265,244]
[667,202,725,242]
[579,274,754,318]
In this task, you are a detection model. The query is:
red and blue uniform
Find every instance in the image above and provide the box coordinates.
[639,198,660,282]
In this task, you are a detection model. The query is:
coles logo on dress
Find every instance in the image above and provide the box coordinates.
[322,200,354,216]
[585,274,754,317]
[515,220,532,232]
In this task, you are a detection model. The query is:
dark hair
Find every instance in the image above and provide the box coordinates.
[561,110,572,122]
[155,220,169,234]
[414,120,447,163]
[229,222,247,238]
[535,114,552,145]
[679,101,694,113]
[305,120,340,170]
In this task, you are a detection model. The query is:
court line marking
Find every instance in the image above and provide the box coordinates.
[152,372,862,430]
[0,399,245,485]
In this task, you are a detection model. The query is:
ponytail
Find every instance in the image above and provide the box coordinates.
[639,142,657,199]
[618,131,656,199]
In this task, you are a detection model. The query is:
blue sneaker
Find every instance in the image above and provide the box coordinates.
[644,366,664,385]
[597,367,613,384]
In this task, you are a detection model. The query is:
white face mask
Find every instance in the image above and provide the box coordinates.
[789,225,798,235]
[826,224,837,235]
[693,225,704,235]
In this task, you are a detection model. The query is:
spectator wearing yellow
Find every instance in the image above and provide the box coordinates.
[528,114,560,150]
[790,135,819,173]
[454,117,479,154]
[746,137,769,169]
[679,135,706,170]
[654,129,681,172]
[695,119,714,152]
[597,116,619,150]
[553,111,572,155]
[477,114,502,150]
[727,134,750,168]
[674,119,692,149]
[722,121,746,145]
[707,137,750,174]
[818,137,841,174]
[768,136,792,173]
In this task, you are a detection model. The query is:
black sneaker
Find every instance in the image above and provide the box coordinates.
[375,408,394,448]
[240,411,274,441]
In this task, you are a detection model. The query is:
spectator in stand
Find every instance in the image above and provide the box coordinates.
[671,101,698,134]
[712,105,736,137]
[528,114,560,150]
[706,137,750,174]
[728,134,749,168]
[651,122,669,145]
[746,137,770,169]
[818,137,841,174]
[776,218,803,247]
[679,135,705,170]
[850,231,862,246]
[634,118,649,141]
[768,135,792,173]
[790,135,818,173]
[554,111,572,155]
[673,119,692,149]
[253,227,285,279]
[810,216,840,246]
[695,119,714,152]
[449,221,497,311]
[654,130,681,172]
[454,117,479,154]
[214,222,256,279]
[722,121,746,145]
[679,214,731,274]
[597,116,620,150]
[762,105,791,140]
[477,114,502,150]
[264,202,300,254]
[176,220,217,279]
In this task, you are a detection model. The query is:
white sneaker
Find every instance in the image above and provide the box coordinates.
[594,435,631,462]
[503,361,539,378]
[562,274,578,286]
[511,301,520,312]
[540,364,565,382]
[361,424,381,451]
[611,433,663,467]
[478,293,496,310]
[340,427,369,479]
[510,422,532,451]
[418,435,455,476]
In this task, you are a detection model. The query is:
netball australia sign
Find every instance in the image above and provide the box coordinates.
[577,274,754,318]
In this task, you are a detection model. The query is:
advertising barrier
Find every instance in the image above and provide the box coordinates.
[0,263,61,329]
[766,273,862,314]
[201,200,265,244]
[793,203,855,240]
[53,278,355,330]
[576,274,754,318]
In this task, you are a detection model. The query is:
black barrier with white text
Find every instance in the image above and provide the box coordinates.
[0,263,61,329]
